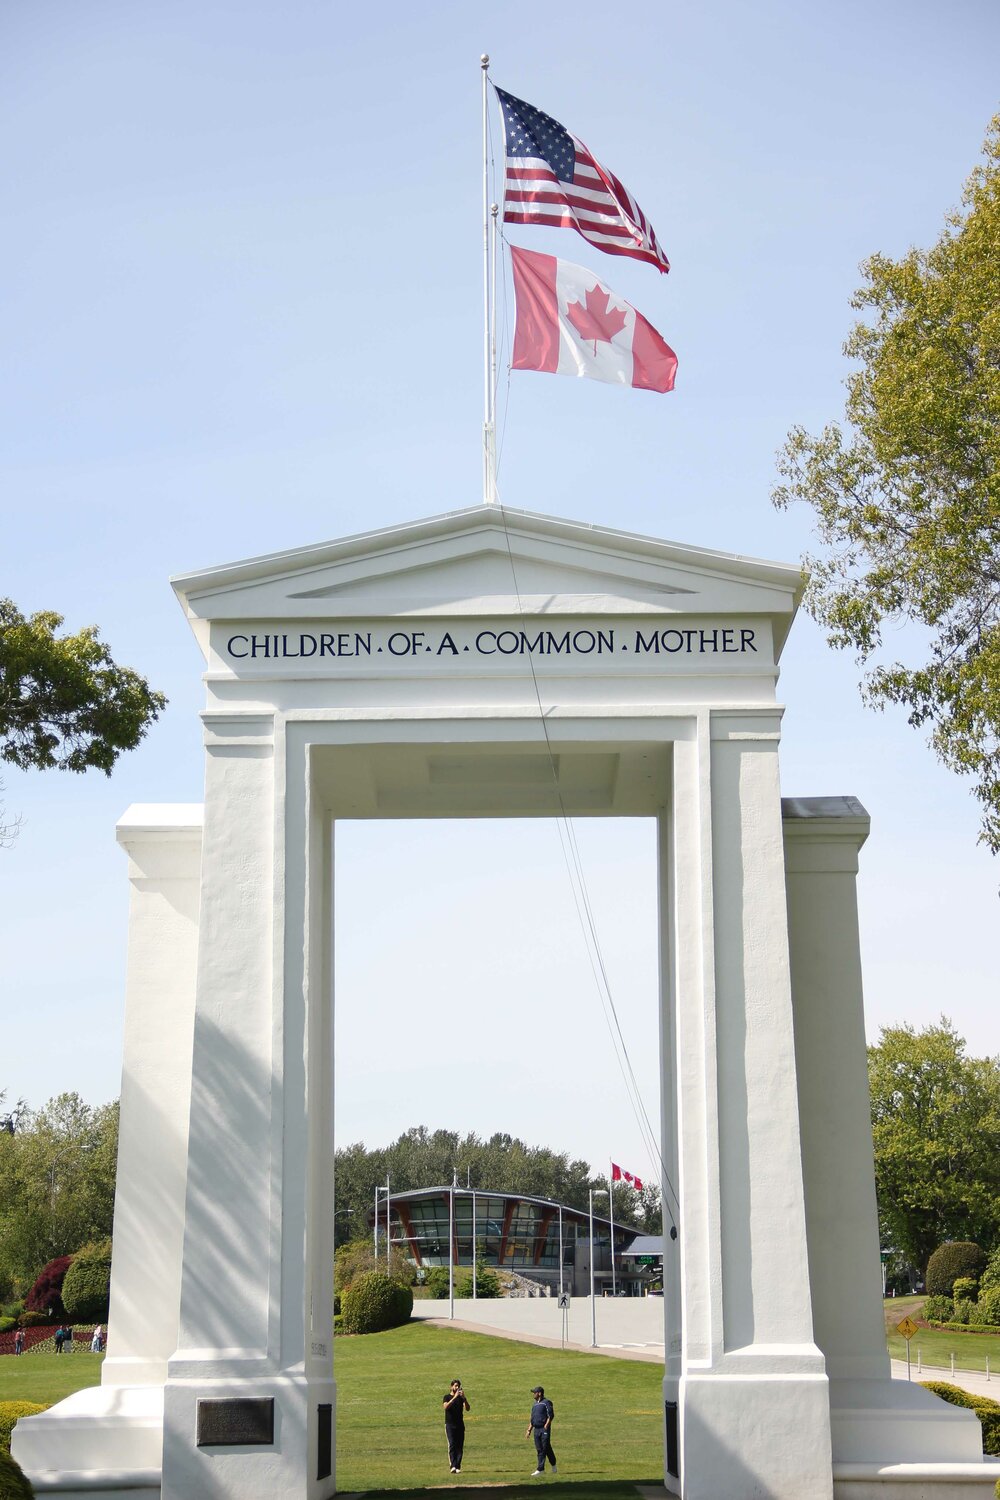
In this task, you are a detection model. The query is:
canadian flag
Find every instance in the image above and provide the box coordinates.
[611,1162,644,1192]
[511,246,677,393]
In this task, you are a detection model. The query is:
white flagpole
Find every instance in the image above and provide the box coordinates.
[609,1163,617,1296]
[489,200,499,503]
[480,54,495,506]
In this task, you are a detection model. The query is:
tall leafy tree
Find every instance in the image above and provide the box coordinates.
[773,116,1000,853]
[332,1125,659,1249]
[0,601,165,777]
[0,1094,119,1294]
[868,1020,1000,1273]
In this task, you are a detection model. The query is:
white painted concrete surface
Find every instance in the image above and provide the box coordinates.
[13,507,1000,1500]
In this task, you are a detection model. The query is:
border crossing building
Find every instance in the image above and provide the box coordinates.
[379,1187,659,1296]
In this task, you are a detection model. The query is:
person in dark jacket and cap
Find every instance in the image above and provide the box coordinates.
[525,1385,556,1475]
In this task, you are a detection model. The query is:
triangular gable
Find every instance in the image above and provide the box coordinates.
[172,505,804,656]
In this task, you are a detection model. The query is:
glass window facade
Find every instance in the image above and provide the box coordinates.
[390,1191,600,1269]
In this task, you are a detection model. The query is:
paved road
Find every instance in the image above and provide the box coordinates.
[892,1357,999,1400]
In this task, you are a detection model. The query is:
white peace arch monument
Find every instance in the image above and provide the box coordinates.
[13,507,1000,1500]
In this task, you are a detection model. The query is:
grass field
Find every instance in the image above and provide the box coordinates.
[334,1323,664,1492]
[1,1325,662,1490]
[884,1297,1000,1373]
[0,1350,105,1406]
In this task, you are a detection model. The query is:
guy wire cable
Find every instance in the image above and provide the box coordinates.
[489,493,680,1226]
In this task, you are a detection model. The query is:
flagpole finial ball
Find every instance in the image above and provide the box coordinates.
[481,54,490,68]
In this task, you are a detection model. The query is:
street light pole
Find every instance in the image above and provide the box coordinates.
[589,1187,608,1348]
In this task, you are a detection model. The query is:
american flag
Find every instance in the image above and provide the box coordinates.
[496,87,669,274]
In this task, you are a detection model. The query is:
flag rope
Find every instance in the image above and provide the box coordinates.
[489,494,680,1228]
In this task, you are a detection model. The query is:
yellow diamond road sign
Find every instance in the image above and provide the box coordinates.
[896,1315,919,1340]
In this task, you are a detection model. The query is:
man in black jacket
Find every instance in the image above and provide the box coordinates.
[526,1385,556,1475]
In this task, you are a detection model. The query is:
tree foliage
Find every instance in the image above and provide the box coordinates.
[868,1020,1000,1272]
[333,1124,660,1249]
[0,601,165,777]
[0,1094,119,1294]
[773,116,1000,852]
[24,1256,73,1320]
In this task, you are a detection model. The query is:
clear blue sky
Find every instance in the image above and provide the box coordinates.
[2,0,997,1179]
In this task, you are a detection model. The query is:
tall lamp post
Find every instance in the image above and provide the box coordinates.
[589,1187,608,1347]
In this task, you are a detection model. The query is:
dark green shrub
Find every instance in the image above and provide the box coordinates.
[424,1267,451,1299]
[921,1382,1000,1455]
[390,1284,413,1324]
[60,1241,112,1325]
[333,1294,340,1317]
[978,1286,1000,1327]
[17,1313,49,1329]
[340,1272,410,1334]
[0,1321,15,1336]
[922,1295,953,1322]
[953,1276,980,1302]
[0,1447,34,1500]
[0,1404,47,1456]
[926,1242,986,1296]
[0,1306,23,1324]
[953,1298,976,1325]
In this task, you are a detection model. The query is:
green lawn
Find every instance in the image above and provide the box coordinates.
[1,1324,663,1490]
[0,1349,105,1406]
[334,1323,664,1492]
[884,1298,1000,1373]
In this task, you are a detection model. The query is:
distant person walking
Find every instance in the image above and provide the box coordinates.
[13,1328,25,1355]
[91,1326,104,1353]
[54,1325,67,1354]
[526,1385,556,1475]
[442,1378,470,1473]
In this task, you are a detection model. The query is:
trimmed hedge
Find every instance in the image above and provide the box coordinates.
[0,1448,34,1500]
[0,1322,15,1336]
[340,1272,411,1335]
[61,1242,112,1325]
[925,1319,1000,1334]
[953,1276,980,1302]
[926,1243,986,1297]
[0,1405,47,1457]
[921,1381,1000,1455]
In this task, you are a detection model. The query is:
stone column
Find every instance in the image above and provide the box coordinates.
[161,711,315,1500]
[671,712,834,1500]
[12,808,203,1484]
[783,798,983,1468]
[106,808,203,1390]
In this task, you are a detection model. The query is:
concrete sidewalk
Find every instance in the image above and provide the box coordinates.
[419,1315,666,1364]
[892,1356,999,1400]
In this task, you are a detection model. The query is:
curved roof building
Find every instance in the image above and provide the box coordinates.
[379,1186,654,1296]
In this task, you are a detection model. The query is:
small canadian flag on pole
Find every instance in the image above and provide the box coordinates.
[611,1161,644,1192]
[511,245,677,393]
